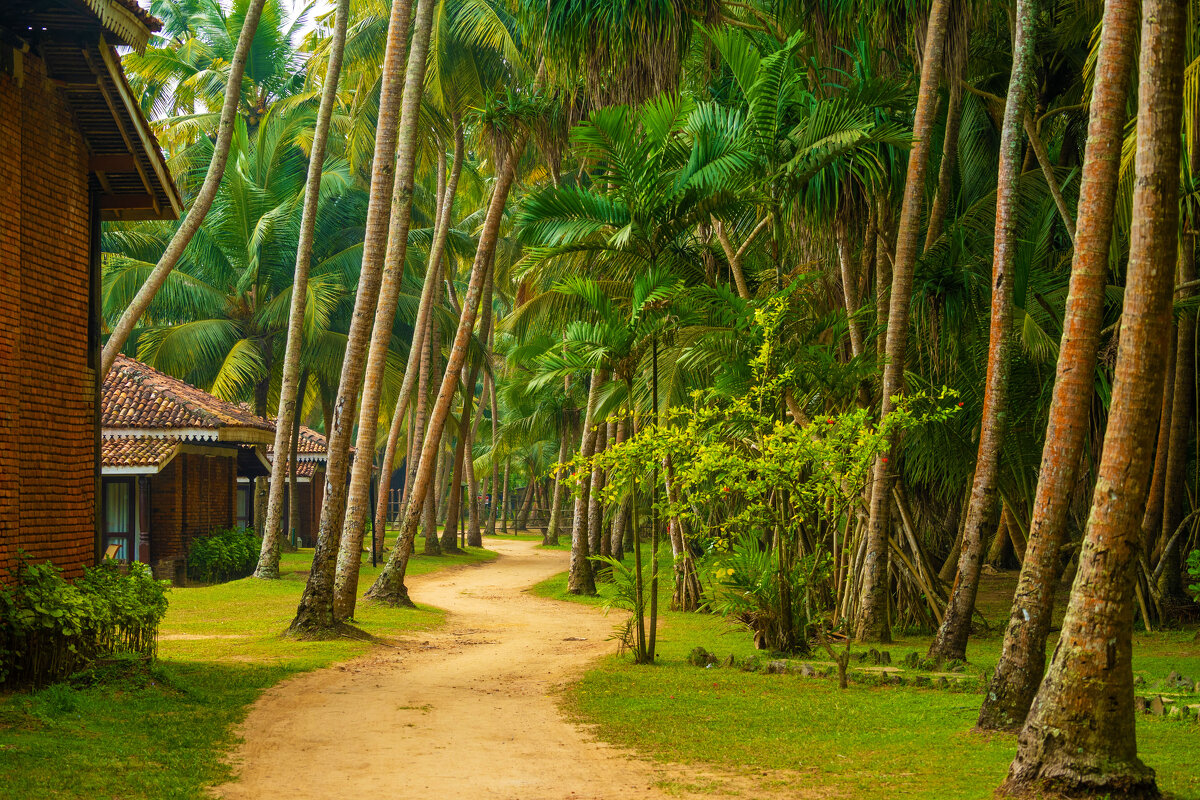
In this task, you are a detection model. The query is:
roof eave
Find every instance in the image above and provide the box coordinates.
[82,0,154,52]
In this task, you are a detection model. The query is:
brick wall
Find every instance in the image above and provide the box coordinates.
[146,452,237,580]
[0,51,96,581]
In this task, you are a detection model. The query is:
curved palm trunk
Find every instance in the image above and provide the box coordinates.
[855,0,951,642]
[977,0,1139,732]
[329,0,438,621]
[370,125,466,571]
[255,0,350,578]
[365,132,530,606]
[487,370,501,537]
[568,369,609,595]
[1141,338,1176,555]
[927,0,1037,663]
[287,0,415,635]
[423,323,444,555]
[1001,1,1182,794]
[515,471,535,531]
[923,77,963,252]
[100,0,269,377]
[465,383,486,547]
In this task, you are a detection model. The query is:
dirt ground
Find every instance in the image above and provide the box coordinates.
[214,537,790,800]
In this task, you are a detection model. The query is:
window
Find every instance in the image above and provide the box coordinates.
[236,483,253,529]
[103,478,134,562]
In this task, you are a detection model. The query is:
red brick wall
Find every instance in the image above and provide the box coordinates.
[147,452,237,580]
[0,52,96,581]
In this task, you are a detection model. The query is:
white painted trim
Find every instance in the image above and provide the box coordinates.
[103,428,219,441]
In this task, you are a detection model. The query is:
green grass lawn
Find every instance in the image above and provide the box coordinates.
[0,539,494,799]
[532,567,1200,800]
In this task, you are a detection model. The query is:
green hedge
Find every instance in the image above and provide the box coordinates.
[187,527,261,584]
[0,559,168,689]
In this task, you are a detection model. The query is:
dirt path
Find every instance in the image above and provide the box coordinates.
[215,538,763,800]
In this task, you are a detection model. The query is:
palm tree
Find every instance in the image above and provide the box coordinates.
[289,0,416,636]
[856,0,952,643]
[366,116,533,606]
[257,0,352,580]
[327,0,442,621]
[977,0,1141,732]
[101,0,271,378]
[928,0,1039,663]
[1001,0,1184,793]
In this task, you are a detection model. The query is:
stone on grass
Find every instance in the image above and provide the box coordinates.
[1135,696,1149,713]
[799,663,816,678]
[1150,696,1166,716]
[687,647,718,667]
[935,677,950,689]
[879,651,891,666]
[765,660,790,675]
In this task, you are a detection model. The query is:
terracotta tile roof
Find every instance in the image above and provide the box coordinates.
[296,426,329,457]
[103,354,275,442]
[101,436,178,469]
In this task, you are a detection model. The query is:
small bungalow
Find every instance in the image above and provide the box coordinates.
[0,0,180,581]
[100,355,273,581]
[258,425,329,548]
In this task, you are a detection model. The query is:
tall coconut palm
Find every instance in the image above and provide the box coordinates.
[366,120,532,606]
[329,0,443,621]
[977,0,1141,732]
[101,0,271,378]
[256,0,352,579]
[288,0,416,636]
[1001,0,1184,793]
[856,0,952,643]
[927,0,1038,662]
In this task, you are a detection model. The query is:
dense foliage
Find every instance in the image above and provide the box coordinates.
[0,560,168,689]
[187,527,264,584]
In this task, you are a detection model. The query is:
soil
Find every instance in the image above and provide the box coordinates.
[214,537,793,800]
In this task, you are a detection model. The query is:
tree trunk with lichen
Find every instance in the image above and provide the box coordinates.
[977,0,1139,732]
[999,1,1181,793]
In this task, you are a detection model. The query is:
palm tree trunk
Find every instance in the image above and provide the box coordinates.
[928,0,1036,663]
[287,371,307,548]
[440,400,470,553]
[836,212,864,357]
[1001,1,1182,793]
[589,421,608,558]
[499,458,510,534]
[977,0,1139,732]
[487,366,501,537]
[568,369,609,595]
[365,132,531,606]
[515,471,534,531]
[465,381,486,547]
[610,414,631,560]
[923,76,963,252]
[255,0,350,578]
[101,0,269,377]
[369,123,466,575]
[855,0,951,642]
[287,0,415,635]
[331,0,438,621]
[544,433,572,546]
[664,454,703,611]
[1141,335,1176,554]
[1158,242,1196,596]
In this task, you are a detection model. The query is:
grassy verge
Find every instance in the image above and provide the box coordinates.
[533,568,1200,800]
[0,540,494,799]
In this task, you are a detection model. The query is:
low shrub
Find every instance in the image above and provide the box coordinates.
[187,527,261,584]
[0,559,168,689]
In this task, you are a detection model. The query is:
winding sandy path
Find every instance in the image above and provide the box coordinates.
[215,538,752,800]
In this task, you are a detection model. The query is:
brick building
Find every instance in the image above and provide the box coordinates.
[101,355,273,581]
[0,0,180,580]
[257,426,328,548]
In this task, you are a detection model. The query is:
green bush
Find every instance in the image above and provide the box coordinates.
[186,527,261,584]
[1187,549,1199,600]
[0,559,168,689]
